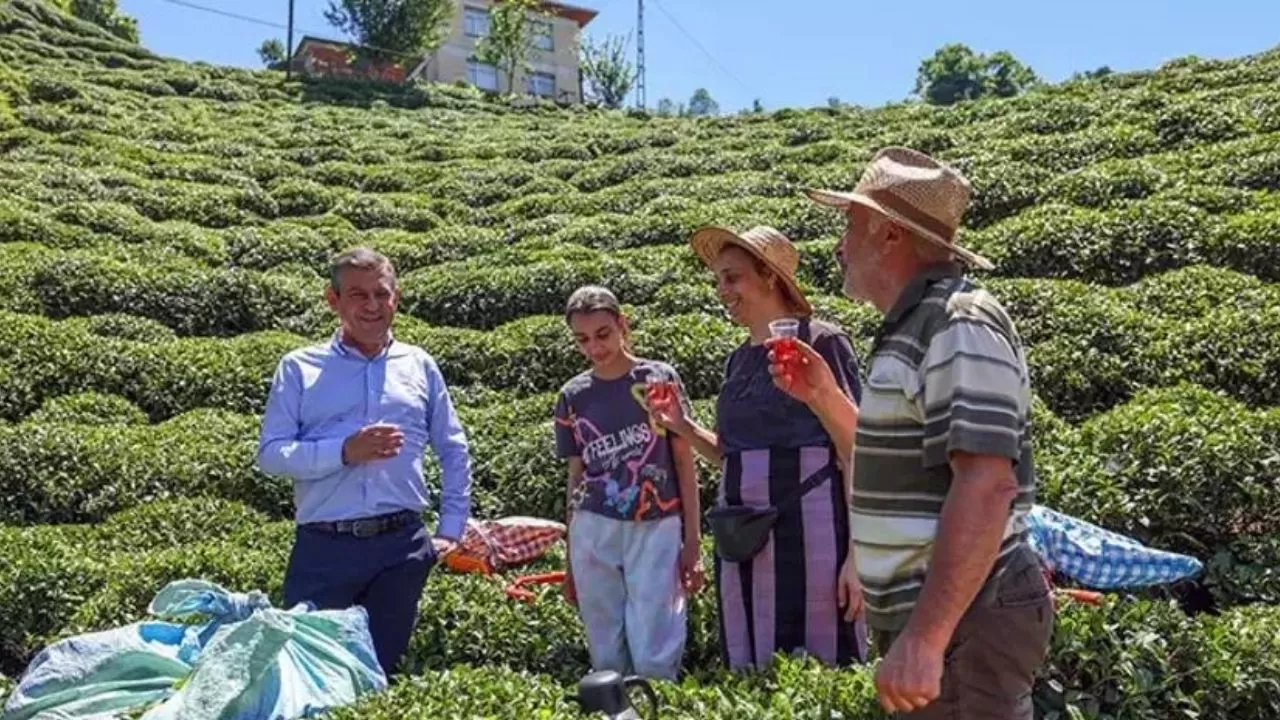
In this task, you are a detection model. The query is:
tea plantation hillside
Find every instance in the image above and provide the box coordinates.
[2,0,1280,716]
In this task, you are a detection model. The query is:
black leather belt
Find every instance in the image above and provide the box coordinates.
[303,510,420,539]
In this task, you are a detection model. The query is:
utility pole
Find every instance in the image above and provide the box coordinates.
[635,0,645,109]
[285,0,295,79]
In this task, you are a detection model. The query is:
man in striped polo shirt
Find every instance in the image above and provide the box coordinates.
[805,147,1052,719]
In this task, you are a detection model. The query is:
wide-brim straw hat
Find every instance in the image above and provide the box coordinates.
[803,146,994,271]
[689,224,813,317]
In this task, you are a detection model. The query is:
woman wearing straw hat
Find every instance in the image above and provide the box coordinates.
[648,224,868,671]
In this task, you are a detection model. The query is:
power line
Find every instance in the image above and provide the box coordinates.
[147,0,433,67]
[154,0,282,30]
[648,0,753,98]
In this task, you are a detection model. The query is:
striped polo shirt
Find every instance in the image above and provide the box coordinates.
[852,262,1037,633]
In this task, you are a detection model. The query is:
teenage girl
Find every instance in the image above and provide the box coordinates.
[552,284,704,681]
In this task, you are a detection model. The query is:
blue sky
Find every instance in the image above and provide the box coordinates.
[118,0,1280,113]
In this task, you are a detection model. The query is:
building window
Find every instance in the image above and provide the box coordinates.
[527,71,555,97]
[464,6,489,37]
[532,20,553,50]
[467,59,499,91]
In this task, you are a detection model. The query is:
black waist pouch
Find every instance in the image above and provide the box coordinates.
[706,464,837,564]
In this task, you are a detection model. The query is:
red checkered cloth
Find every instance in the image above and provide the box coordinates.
[443,516,566,575]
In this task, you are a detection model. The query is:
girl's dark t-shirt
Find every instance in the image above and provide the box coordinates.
[553,358,693,522]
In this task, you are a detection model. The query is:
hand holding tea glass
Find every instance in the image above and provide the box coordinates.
[646,369,686,433]
[765,318,838,406]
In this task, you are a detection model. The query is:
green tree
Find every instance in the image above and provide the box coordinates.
[474,0,552,95]
[981,50,1039,98]
[1072,65,1114,82]
[914,43,1038,105]
[257,38,286,69]
[687,87,719,116]
[579,32,636,108]
[66,0,138,43]
[323,0,454,65]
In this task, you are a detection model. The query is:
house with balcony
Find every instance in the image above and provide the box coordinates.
[411,0,599,103]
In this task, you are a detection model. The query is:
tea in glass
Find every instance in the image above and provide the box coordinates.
[768,318,801,370]
[646,370,676,408]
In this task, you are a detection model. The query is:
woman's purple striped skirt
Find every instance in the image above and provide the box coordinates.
[714,445,868,670]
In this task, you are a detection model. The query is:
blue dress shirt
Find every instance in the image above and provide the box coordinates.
[256,331,473,540]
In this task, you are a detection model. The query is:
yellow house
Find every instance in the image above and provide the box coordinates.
[410,0,599,103]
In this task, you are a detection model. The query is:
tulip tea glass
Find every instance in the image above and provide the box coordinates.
[768,318,801,371]
[646,369,676,409]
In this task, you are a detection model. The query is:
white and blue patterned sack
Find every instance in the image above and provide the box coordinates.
[1026,505,1204,589]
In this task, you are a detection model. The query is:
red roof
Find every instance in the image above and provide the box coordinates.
[291,36,409,83]
[541,0,598,26]
[491,0,598,26]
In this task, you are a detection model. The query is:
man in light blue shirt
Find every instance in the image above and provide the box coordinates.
[257,246,472,676]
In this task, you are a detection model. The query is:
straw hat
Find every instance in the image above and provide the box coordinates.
[804,146,993,271]
[689,225,812,317]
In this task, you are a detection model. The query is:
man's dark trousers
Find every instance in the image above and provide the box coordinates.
[282,512,437,676]
[875,545,1055,719]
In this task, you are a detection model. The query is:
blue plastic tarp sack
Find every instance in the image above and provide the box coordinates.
[1026,504,1204,589]
[2,579,387,720]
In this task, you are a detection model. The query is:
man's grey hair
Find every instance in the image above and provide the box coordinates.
[329,247,396,293]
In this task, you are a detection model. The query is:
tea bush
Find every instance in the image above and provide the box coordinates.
[24,390,147,425]
[93,496,273,552]
[1204,536,1280,607]
[0,523,103,675]
[5,268,1279,424]
[967,198,1221,285]
[7,505,1280,720]
[1036,598,1280,720]
[340,599,1280,720]
[0,409,293,525]
[54,534,293,641]
[324,665,583,719]
[1206,209,1280,281]
[1038,386,1280,567]
[1,384,1270,615]
[28,250,319,335]
[327,657,888,719]
[0,392,722,528]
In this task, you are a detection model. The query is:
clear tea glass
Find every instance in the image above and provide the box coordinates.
[768,318,801,369]
[646,369,676,408]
